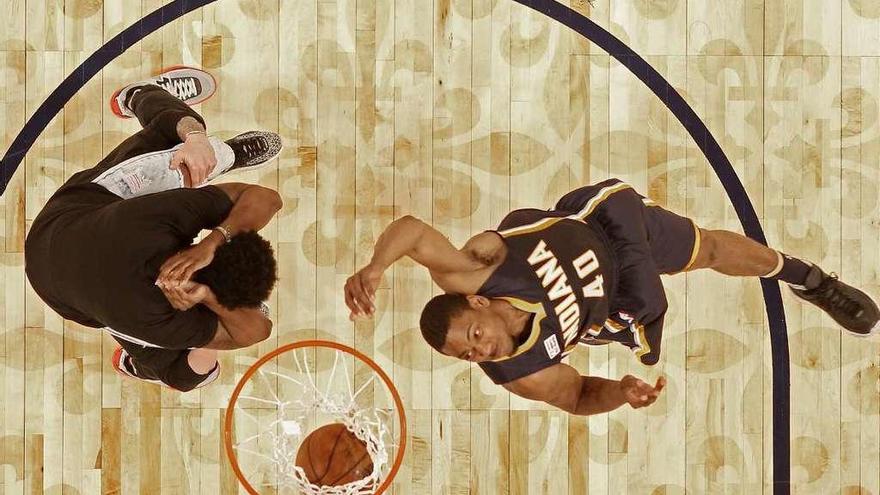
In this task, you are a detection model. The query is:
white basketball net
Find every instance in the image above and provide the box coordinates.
[230,347,397,494]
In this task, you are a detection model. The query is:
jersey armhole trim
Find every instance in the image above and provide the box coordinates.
[487,297,546,362]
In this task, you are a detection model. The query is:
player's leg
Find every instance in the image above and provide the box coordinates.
[186,348,220,375]
[112,342,220,392]
[686,228,778,276]
[94,84,282,198]
[60,67,218,191]
[643,202,880,336]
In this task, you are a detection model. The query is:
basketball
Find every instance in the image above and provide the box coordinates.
[295,423,374,486]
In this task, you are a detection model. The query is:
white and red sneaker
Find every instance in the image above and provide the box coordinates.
[111,346,221,391]
[111,346,165,386]
[109,65,217,119]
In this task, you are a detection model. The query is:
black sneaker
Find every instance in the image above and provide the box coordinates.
[110,66,217,119]
[224,131,283,173]
[790,265,880,337]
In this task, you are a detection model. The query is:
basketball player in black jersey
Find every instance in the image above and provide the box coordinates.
[344,179,880,415]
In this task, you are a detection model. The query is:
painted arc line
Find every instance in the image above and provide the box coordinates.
[506,0,791,491]
[0,0,791,491]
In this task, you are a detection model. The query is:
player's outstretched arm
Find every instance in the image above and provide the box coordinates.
[503,362,666,415]
[212,182,284,234]
[344,215,493,318]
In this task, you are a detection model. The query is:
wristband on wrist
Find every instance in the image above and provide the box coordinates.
[214,225,232,243]
[185,130,207,140]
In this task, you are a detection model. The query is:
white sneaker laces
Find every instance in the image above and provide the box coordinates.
[157,76,199,99]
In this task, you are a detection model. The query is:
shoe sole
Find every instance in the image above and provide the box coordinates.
[851,319,880,338]
[790,286,880,338]
[110,347,175,389]
[109,65,218,119]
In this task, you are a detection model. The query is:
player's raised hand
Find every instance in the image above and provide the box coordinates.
[619,375,666,409]
[171,132,217,187]
[344,264,383,320]
[158,240,217,286]
[158,280,210,311]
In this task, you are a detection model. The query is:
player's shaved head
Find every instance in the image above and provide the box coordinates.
[420,293,471,352]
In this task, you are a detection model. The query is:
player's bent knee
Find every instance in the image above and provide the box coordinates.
[187,348,219,375]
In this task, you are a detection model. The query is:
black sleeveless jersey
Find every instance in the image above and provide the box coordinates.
[477,209,617,384]
[477,180,670,384]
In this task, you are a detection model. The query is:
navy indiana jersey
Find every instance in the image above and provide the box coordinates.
[477,180,671,384]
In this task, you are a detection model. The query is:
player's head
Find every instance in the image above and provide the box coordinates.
[194,230,278,309]
[419,294,517,362]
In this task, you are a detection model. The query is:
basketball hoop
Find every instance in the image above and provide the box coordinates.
[224,340,406,494]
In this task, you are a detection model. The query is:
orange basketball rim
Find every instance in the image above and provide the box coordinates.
[224,340,407,494]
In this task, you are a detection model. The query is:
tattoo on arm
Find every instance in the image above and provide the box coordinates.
[176,116,206,142]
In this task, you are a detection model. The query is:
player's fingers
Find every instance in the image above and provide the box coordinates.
[350,276,372,314]
[655,376,667,391]
[164,289,184,309]
[344,287,361,315]
[159,254,183,274]
[179,280,198,291]
[173,287,194,308]
[188,162,202,186]
[169,259,194,282]
[162,253,191,278]
[352,297,366,316]
[179,264,199,284]
[362,276,378,302]
[343,279,363,313]
[636,379,654,394]
[199,156,213,181]
[160,259,182,278]
[358,275,377,312]
[161,267,180,285]
[172,152,188,172]
[197,161,210,185]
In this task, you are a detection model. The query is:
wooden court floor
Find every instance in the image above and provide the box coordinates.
[2,0,880,493]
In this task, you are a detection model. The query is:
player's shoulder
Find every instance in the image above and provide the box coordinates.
[461,231,506,267]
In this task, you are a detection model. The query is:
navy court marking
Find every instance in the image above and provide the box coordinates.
[509,0,791,490]
[0,0,218,196]
[0,0,790,491]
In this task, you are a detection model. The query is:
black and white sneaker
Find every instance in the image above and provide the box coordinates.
[110,66,217,119]
[111,346,221,391]
[790,265,880,337]
[224,131,283,173]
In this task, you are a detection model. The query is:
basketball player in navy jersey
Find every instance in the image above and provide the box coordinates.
[344,179,880,415]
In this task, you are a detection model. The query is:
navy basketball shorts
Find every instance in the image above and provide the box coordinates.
[555,178,701,274]
[640,198,701,274]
